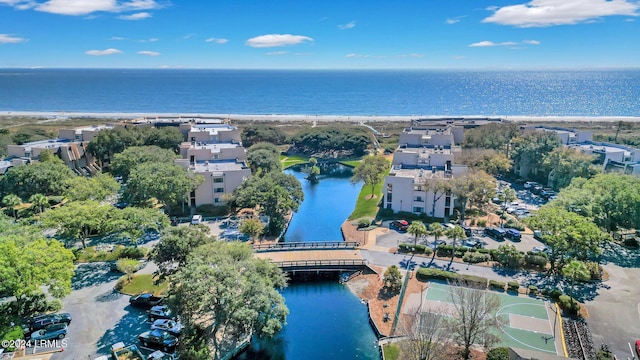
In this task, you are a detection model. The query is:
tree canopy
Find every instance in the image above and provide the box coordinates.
[241,125,286,147]
[110,146,178,182]
[553,173,640,232]
[0,160,76,199]
[457,148,512,176]
[542,147,598,190]
[150,225,213,278]
[351,155,390,197]
[287,127,371,156]
[63,173,121,202]
[87,126,183,163]
[510,131,561,181]
[462,123,519,150]
[450,170,496,221]
[169,241,288,360]
[123,162,203,212]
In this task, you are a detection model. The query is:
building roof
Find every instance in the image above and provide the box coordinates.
[190,124,238,134]
[69,124,115,134]
[389,164,451,180]
[191,160,248,174]
[182,142,241,151]
[14,138,74,151]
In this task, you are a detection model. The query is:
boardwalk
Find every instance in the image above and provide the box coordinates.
[256,249,363,263]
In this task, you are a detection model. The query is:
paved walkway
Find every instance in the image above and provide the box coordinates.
[255,249,363,262]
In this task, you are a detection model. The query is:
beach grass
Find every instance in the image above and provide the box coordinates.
[348,168,389,220]
[280,154,308,169]
[120,274,168,296]
[382,343,400,360]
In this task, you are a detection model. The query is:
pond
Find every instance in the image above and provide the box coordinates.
[283,163,362,242]
[239,163,379,360]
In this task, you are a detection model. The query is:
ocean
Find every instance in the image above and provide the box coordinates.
[1,69,639,116]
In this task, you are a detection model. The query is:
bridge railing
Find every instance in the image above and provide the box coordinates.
[253,241,360,252]
[274,259,368,268]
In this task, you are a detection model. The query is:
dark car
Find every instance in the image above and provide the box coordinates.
[484,227,506,241]
[30,323,67,340]
[130,293,163,308]
[27,313,72,332]
[461,225,472,237]
[462,237,483,249]
[138,329,179,353]
[505,228,522,241]
[390,220,409,232]
[148,305,176,322]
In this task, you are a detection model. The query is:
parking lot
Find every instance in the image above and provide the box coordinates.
[50,262,169,360]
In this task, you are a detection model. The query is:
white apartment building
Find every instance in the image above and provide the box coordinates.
[175,159,251,207]
[569,142,640,176]
[179,142,247,163]
[6,138,100,175]
[185,124,242,144]
[399,125,464,147]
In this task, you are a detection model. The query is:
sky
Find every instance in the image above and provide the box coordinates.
[1,0,639,69]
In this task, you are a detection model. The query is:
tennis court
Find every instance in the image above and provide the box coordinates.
[423,282,561,355]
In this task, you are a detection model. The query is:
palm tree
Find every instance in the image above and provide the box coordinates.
[3,194,22,220]
[407,221,427,248]
[429,223,445,263]
[562,260,589,300]
[445,225,467,268]
[29,193,49,215]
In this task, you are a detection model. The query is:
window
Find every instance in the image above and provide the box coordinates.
[445,196,451,207]
[213,178,224,183]
[387,183,393,192]
[414,185,424,191]
[415,196,423,202]
[214,198,220,203]
[386,193,392,202]
[214,154,219,160]
[214,188,224,193]
[413,207,424,213]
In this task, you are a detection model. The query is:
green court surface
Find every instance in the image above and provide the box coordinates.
[424,282,558,354]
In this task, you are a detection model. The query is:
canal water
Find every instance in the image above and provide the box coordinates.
[238,164,379,360]
[283,163,362,242]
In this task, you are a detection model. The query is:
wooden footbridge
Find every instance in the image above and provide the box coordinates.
[254,241,369,272]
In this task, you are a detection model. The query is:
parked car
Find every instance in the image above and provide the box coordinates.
[191,214,203,225]
[505,228,522,241]
[635,340,640,358]
[462,237,483,249]
[523,181,537,189]
[533,230,544,241]
[150,319,183,336]
[532,245,548,254]
[461,225,472,237]
[138,329,179,353]
[30,323,67,340]
[484,227,506,241]
[390,220,409,232]
[129,293,163,308]
[148,306,176,322]
[27,313,72,332]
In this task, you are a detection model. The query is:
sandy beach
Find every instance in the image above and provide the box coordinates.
[1,111,640,123]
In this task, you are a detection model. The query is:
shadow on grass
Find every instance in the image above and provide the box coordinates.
[72,262,122,290]
[95,305,149,356]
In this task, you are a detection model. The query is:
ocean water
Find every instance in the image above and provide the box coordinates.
[1,69,639,116]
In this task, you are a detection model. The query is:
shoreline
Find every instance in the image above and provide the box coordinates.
[1,111,640,123]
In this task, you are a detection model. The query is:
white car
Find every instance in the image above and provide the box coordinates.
[150,319,183,336]
[191,214,203,225]
[532,246,548,254]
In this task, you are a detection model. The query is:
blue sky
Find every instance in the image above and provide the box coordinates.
[1,0,639,69]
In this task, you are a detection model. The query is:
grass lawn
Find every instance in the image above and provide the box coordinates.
[382,343,400,360]
[119,274,168,296]
[280,154,308,169]
[339,159,362,168]
[348,167,390,220]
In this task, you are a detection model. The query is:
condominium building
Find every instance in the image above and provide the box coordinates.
[6,138,100,175]
[179,142,247,163]
[175,159,251,207]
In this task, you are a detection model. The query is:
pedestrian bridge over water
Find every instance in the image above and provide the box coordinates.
[254,242,368,272]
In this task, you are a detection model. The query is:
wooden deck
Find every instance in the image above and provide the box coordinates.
[256,249,363,263]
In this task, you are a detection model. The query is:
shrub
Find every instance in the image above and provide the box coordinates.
[416,268,459,282]
[461,274,488,287]
[0,326,25,352]
[477,219,487,227]
[489,280,505,290]
[357,217,373,228]
[414,244,427,253]
[378,208,394,219]
[528,285,538,295]
[119,246,146,259]
[558,295,580,315]
[398,243,412,252]
[423,247,434,256]
[507,281,520,291]
[463,252,491,264]
[585,261,602,280]
[524,254,548,268]
[115,276,127,291]
[470,219,476,226]
[196,204,229,217]
[547,289,562,299]
[436,245,454,257]
[486,347,509,360]
[504,219,525,231]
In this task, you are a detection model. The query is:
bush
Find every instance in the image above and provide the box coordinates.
[524,254,548,268]
[196,204,229,217]
[357,217,373,228]
[486,347,509,360]
[115,276,127,291]
[0,326,25,352]
[558,295,580,315]
[416,268,459,282]
[507,281,520,291]
[489,280,505,290]
[463,252,491,264]
[585,261,602,280]
[477,219,487,227]
[528,285,538,295]
[504,219,525,231]
[398,243,412,252]
[547,289,562,299]
[470,219,476,226]
[119,246,146,259]
[461,274,488,287]
[377,208,394,219]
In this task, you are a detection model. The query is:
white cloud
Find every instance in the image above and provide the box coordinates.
[397,53,424,58]
[137,50,159,56]
[523,39,541,45]
[205,37,228,44]
[140,37,158,42]
[246,34,313,48]
[0,34,27,43]
[85,48,122,55]
[446,18,460,24]
[483,0,640,27]
[9,0,164,16]
[345,53,386,59]
[266,51,288,56]
[118,11,150,20]
[453,56,465,60]
[183,33,197,39]
[469,40,517,47]
[110,36,126,40]
[338,21,356,29]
